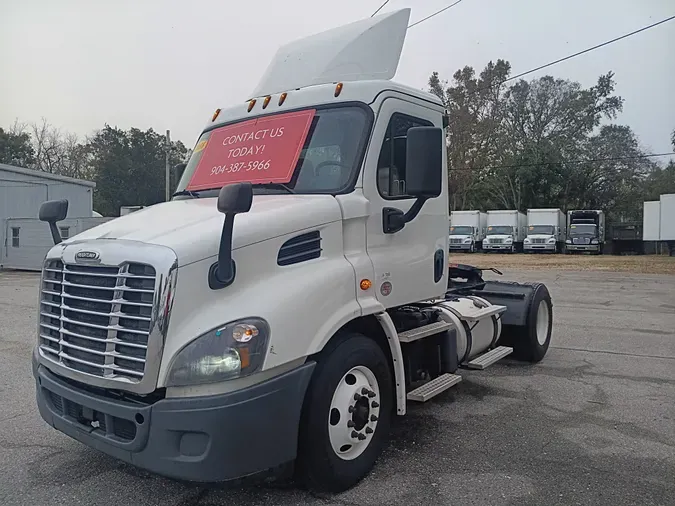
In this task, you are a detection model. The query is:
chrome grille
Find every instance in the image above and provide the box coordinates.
[572,237,590,245]
[39,259,156,382]
[531,238,546,244]
[449,238,463,244]
[488,238,504,244]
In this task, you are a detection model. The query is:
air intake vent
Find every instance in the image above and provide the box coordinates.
[277,231,322,266]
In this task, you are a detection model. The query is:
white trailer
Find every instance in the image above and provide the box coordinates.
[645,194,675,256]
[524,209,566,253]
[449,210,487,252]
[483,210,527,252]
[31,10,555,493]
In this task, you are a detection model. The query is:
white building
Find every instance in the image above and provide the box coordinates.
[0,163,111,270]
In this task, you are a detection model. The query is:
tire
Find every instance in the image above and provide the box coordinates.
[295,333,393,493]
[499,283,552,363]
[470,242,476,253]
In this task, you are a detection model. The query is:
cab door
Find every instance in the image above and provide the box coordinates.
[361,96,448,308]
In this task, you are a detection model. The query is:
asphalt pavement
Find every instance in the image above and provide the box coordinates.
[1,268,674,506]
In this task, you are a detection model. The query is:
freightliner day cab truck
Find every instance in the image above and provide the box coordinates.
[483,210,527,253]
[449,210,487,252]
[32,10,554,493]
[524,209,566,254]
[566,210,605,254]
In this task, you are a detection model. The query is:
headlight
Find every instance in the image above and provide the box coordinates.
[463,238,472,243]
[591,239,599,244]
[524,238,531,243]
[566,239,572,244]
[166,318,270,387]
[483,239,488,244]
[505,238,513,243]
[547,238,556,244]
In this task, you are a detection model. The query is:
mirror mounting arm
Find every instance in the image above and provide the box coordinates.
[382,197,428,234]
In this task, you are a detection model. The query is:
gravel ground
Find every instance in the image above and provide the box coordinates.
[1,268,674,506]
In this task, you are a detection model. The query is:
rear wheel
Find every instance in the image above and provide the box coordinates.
[296,333,393,493]
[499,283,553,362]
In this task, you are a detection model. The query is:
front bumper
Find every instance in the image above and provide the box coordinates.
[483,244,514,251]
[449,243,473,251]
[524,244,556,251]
[33,352,315,482]
[566,244,600,252]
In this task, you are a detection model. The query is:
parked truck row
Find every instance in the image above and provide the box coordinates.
[449,208,605,254]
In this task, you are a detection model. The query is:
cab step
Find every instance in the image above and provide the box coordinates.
[458,304,507,322]
[465,346,513,370]
[406,373,462,402]
[398,321,453,343]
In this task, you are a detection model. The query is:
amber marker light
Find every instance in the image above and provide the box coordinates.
[262,96,271,109]
[278,92,288,106]
[360,279,372,290]
[247,99,257,112]
[211,108,221,122]
[334,82,344,97]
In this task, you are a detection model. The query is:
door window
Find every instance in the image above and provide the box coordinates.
[11,227,20,248]
[376,113,433,199]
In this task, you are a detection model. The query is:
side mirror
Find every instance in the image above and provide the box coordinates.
[173,163,187,184]
[39,199,69,245]
[382,126,444,234]
[210,183,253,289]
[405,126,443,198]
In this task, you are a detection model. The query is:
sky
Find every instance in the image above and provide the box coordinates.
[1,0,674,161]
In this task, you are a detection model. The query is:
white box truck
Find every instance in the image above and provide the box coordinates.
[31,10,554,493]
[566,210,605,254]
[659,194,675,255]
[483,210,527,252]
[449,210,487,252]
[524,209,566,253]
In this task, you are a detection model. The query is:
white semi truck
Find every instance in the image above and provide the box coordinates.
[483,210,527,253]
[449,210,487,252]
[524,209,566,253]
[566,210,605,254]
[31,10,554,493]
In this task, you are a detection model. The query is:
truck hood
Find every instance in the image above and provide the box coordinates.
[484,234,513,240]
[69,195,343,266]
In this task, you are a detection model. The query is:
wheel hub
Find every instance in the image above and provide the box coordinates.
[328,366,381,461]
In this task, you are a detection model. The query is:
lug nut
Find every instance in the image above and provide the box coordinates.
[358,433,367,441]
[370,415,378,422]
[367,391,376,398]
[347,420,355,428]
[351,431,360,439]
[371,401,380,408]
[361,388,370,395]
[354,393,361,401]
[348,406,356,413]
[365,427,374,434]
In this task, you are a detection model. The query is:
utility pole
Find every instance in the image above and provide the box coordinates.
[164,130,171,201]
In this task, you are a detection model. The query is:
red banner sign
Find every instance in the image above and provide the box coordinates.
[187,109,316,190]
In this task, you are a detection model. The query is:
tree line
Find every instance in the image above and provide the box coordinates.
[0,119,188,217]
[1,59,674,221]
[429,59,675,222]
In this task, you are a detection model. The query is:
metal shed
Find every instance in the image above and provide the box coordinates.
[0,163,110,270]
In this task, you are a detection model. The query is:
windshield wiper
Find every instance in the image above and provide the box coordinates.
[256,183,296,194]
[172,189,200,198]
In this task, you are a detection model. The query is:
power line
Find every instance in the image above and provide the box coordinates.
[371,0,391,17]
[501,14,675,84]
[408,0,464,28]
[450,152,675,172]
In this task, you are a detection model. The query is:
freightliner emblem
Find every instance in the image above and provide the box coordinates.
[75,250,100,262]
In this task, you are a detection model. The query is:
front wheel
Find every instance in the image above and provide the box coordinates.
[296,333,393,493]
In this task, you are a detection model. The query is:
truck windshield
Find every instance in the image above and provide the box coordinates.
[487,226,512,235]
[450,226,473,235]
[174,105,371,197]
[528,225,555,235]
[570,224,597,236]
